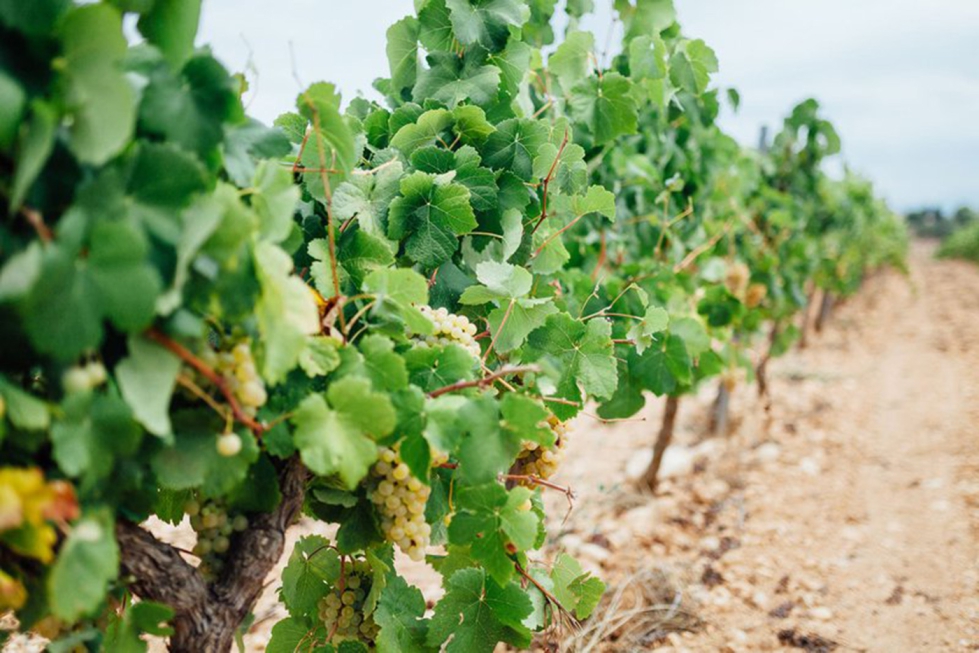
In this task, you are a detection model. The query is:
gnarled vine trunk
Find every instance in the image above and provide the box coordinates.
[641,395,680,492]
[117,456,307,652]
[709,382,731,437]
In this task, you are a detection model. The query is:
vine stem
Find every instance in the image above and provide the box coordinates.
[531,129,570,235]
[673,220,733,273]
[481,299,515,363]
[22,207,53,243]
[427,365,539,399]
[145,328,265,436]
[531,213,584,259]
[516,562,572,618]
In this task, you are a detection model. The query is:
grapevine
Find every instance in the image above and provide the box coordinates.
[0,0,907,651]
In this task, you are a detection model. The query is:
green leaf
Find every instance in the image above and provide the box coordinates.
[332,161,404,239]
[136,0,201,69]
[0,377,49,431]
[87,219,162,332]
[459,261,532,304]
[486,298,557,353]
[291,385,386,489]
[615,0,676,40]
[390,109,452,155]
[412,52,501,108]
[103,602,175,653]
[525,314,618,415]
[10,100,56,210]
[482,118,548,181]
[0,71,26,151]
[387,172,477,268]
[298,82,357,175]
[628,333,691,395]
[374,574,432,653]
[568,72,638,145]
[427,568,533,652]
[405,344,477,393]
[451,105,495,146]
[267,617,324,653]
[139,52,243,159]
[670,38,719,95]
[254,241,320,384]
[116,336,181,438]
[548,31,594,95]
[628,33,667,81]
[152,412,259,494]
[445,0,529,48]
[448,484,538,585]
[49,509,119,621]
[250,161,300,244]
[386,16,420,96]
[363,267,432,335]
[550,553,605,619]
[0,0,70,35]
[627,305,669,354]
[52,392,141,481]
[281,535,341,618]
[60,4,136,164]
[299,336,342,378]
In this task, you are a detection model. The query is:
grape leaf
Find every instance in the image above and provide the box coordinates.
[548,30,594,95]
[549,553,605,619]
[60,4,136,165]
[48,509,119,621]
[482,118,548,180]
[281,535,341,618]
[568,73,638,145]
[525,314,618,417]
[445,0,529,49]
[427,568,533,652]
[136,0,201,69]
[448,483,538,585]
[387,172,477,268]
[374,574,432,653]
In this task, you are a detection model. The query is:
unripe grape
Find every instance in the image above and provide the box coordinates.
[511,414,569,484]
[216,432,242,457]
[0,395,5,420]
[62,366,92,394]
[85,361,107,387]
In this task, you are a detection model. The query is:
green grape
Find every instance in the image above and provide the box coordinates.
[415,305,481,358]
[216,432,242,457]
[185,493,249,581]
[369,445,433,562]
[198,339,267,415]
[316,558,381,647]
[511,414,569,483]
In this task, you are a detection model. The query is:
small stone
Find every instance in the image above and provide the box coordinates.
[577,542,611,564]
[755,442,781,464]
[810,606,833,620]
[799,457,821,476]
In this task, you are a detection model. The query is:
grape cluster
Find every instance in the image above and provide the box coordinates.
[415,305,481,358]
[725,261,750,298]
[745,282,768,308]
[317,559,380,646]
[185,495,249,580]
[369,446,432,562]
[511,415,569,483]
[62,361,107,394]
[200,340,267,415]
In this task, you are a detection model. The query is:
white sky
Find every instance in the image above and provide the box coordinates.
[197,0,979,212]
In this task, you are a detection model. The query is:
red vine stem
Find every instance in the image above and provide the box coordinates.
[22,207,53,243]
[427,365,539,399]
[531,129,570,235]
[145,328,265,436]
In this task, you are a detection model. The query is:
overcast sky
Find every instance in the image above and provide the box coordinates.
[196,0,979,212]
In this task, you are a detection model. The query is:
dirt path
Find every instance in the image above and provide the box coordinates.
[549,241,979,652]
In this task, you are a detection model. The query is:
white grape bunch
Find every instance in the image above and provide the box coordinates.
[511,415,569,483]
[185,495,249,580]
[199,339,267,415]
[369,445,433,562]
[317,558,380,646]
[414,305,481,358]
